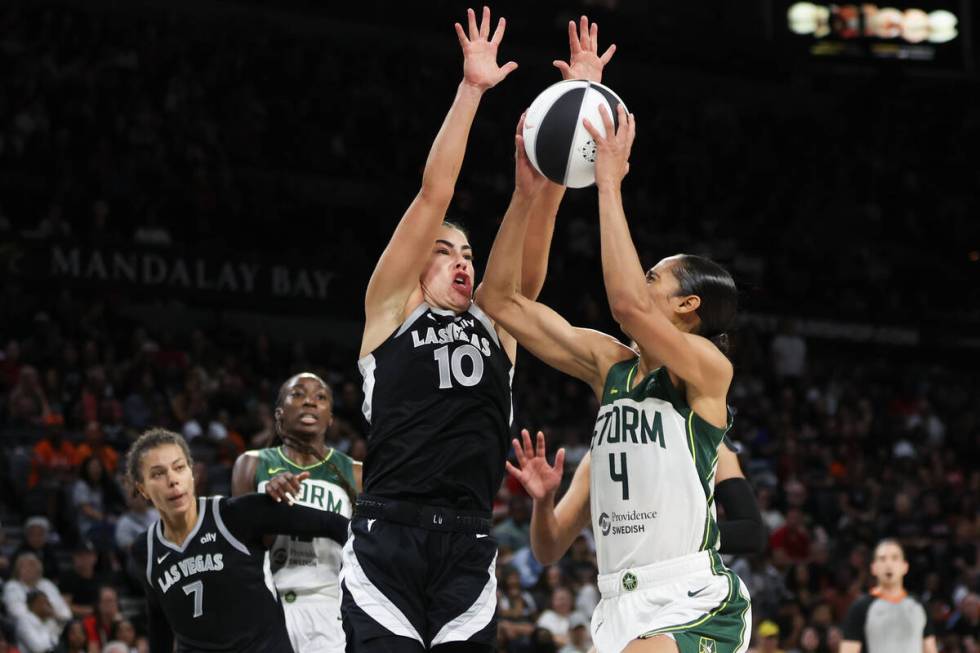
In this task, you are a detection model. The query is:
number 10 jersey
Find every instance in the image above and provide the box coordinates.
[590,360,732,575]
[358,302,513,514]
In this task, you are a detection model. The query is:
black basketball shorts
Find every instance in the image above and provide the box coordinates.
[340,509,499,652]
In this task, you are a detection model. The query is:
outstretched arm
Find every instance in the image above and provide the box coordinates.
[362,7,517,356]
[584,106,732,399]
[506,430,590,565]
[221,493,349,546]
[476,117,630,395]
[517,16,617,300]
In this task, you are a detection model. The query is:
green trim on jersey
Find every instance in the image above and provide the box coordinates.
[253,446,356,491]
[638,550,751,653]
[601,358,733,552]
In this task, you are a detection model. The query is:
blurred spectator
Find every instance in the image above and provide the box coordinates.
[28,415,77,489]
[771,321,807,380]
[71,458,121,549]
[498,566,537,648]
[2,553,71,624]
[770,507,811,564]
[113,492,158,554]
[13,517,61,583]
[536,587,583,648]
[946,592,979,643]
[750,619,783,653]
[493,496,532,552]
[82,587,120,652]
[59,542,102,618]
[107,619,139,653]
[558,614,591,653]
[57,620,88,653]
[14,590,61,653]
[72,424,119,476]
[7,366,49,426]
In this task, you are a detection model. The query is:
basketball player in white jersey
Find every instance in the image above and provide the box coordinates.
[477,106,761,652]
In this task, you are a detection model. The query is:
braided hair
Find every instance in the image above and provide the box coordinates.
[270,373,357,506]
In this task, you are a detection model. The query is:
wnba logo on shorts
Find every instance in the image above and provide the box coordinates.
[698,637,717,653]
[599,512,611,536]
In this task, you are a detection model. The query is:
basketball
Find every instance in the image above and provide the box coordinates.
[522,79,628,188]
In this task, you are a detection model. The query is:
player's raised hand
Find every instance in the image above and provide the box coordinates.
[505,429,565,501]
[265,471,310,505]
[553,15,616,83]
[582,103,635,190]
[455,6,518,91]
[514,113,548,196]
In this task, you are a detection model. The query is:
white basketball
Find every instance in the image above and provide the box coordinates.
[522,79,627,189]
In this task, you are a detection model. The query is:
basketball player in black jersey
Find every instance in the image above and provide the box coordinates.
[126,428,349,653]
[344,9,615,652]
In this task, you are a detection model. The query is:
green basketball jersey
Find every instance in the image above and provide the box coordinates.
[589,359,731,575]
[254,447,355,597]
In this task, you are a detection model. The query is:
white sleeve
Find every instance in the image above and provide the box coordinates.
[15,613,57,653]
[3,580,29,621]
[39,579,72,623]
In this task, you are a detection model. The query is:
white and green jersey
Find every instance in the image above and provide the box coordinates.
[589,359,731,575]
[253,447,355,599]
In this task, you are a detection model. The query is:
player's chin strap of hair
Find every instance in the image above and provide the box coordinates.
[274,422,359,506]
[715,477,767,555]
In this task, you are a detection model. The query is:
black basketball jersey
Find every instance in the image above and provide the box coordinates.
[359,302,513,513]
[133,497,292,653]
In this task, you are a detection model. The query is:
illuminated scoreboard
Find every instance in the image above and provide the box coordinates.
[779,1,969,68]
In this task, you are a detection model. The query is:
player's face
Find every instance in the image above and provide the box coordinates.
[870,542,908,588]
[420,226,474,313]
[644,257,696,326]
[279,375,332,439]
[139,444,195,518]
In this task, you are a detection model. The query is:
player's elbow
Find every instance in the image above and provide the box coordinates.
[417,181,454,209]
[475,283,518,318]
[530,542,562,567]
[608,295,653,329]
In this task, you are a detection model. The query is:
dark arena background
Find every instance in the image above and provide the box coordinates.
[1,0,978,652]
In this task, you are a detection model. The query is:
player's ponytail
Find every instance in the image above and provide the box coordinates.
[671,254,737,356]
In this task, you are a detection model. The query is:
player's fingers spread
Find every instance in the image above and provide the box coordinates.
[536,430,546,458]
[582,118,601,141]
[579,16,590,50]
[512,438,527,465]
[500,61,518,78]
[490,16,506,45]
[554,448,566,475]
[522,428,534,457]
[454,23,468,47]
[505,460,520,478]
[568,21,581,53]
[597,104,614,133]
[590,22,598,52]
[480,6,491,39]
[600,43,616,65]
[297,471,311,483]
[467,8,478,40]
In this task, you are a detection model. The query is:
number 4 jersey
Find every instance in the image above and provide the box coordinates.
[254,446,355,598]
[590,359,732,575]
[358,302,513,513]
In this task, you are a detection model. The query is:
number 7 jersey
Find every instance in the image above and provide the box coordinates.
[590,360,732,575]
[358,302,513,513]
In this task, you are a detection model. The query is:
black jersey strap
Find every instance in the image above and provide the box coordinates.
[355,495,491,535]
